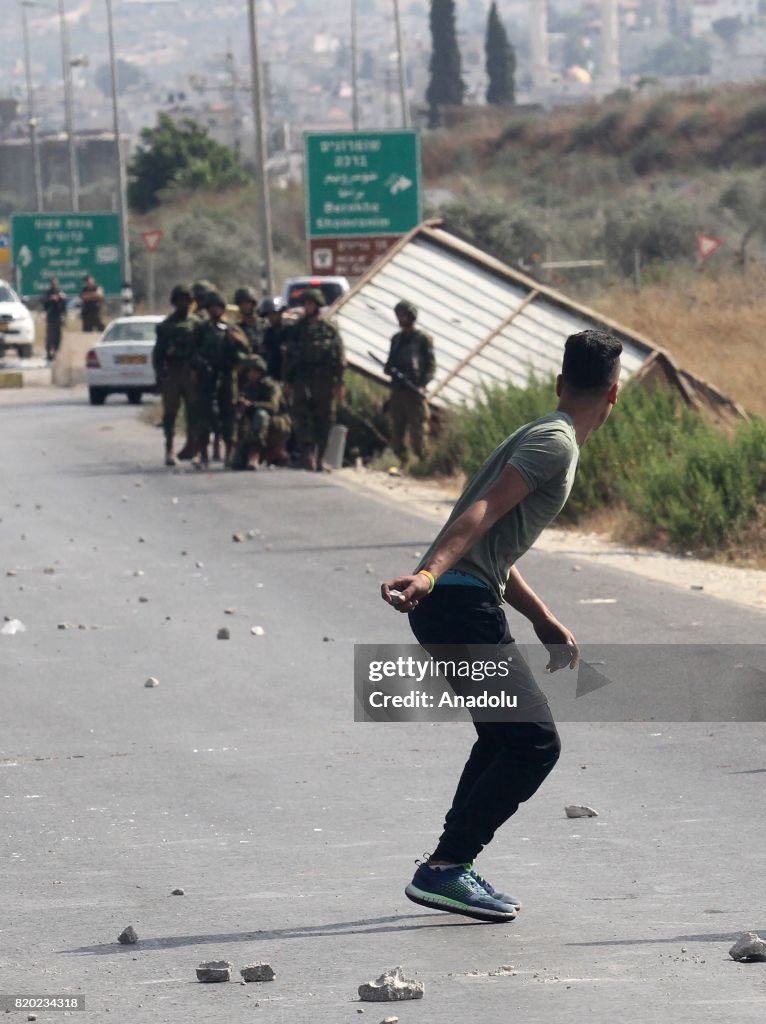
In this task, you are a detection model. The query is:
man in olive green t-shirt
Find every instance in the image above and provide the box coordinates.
[381,329,623,924]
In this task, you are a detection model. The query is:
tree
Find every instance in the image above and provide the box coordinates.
[426,0,465,127]
[127,114,250,213]
[94,59,142,98]
[485,1,515,107]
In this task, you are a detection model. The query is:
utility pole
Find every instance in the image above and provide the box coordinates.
[247,0,274,296]
[392,0,409,128]
[57,0,79,211]
[20,2,45,211]
[105,0,132,309]
[351,0,360,130]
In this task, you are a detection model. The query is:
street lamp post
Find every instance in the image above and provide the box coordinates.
[57,0,79,211]
[20,2,44,211]
[104,0,132,311]
[351,0,359,130]
[392,0,409,128]
[246,0,274,297]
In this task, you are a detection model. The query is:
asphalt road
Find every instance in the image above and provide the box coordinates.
[2,389,765,1023]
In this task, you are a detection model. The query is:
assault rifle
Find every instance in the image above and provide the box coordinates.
[367,351,425,397]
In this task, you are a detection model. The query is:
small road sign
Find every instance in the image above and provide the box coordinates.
[696,233,724,261]
[141,230,163,253]
[309,236,400,278]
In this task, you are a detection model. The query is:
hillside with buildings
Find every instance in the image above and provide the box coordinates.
[3,0,766,212]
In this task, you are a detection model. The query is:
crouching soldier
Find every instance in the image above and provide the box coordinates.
[232,356,290,471]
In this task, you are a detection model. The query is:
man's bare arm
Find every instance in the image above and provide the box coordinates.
[381,464,530,612]
[504,565,580,671]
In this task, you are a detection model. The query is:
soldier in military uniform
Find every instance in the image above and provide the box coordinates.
[257,296,290,381]
[235,287,265,355]
[188,291,248,469]
[284,288,345,472]
[232,355,291,470]
[174,279,215,461]
[153,284,195,466]
[384,299,436,466]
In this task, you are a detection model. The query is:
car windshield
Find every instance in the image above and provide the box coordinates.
[102,321,158,343]
[286,282,345,308]
[0,285,17,303]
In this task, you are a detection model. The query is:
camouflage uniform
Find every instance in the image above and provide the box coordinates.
[285,293,345,461]
[215,324,251,451]
[234,287,265,356]
[384,301,436,464]
[153,297,196,453]
[232,356,291,469]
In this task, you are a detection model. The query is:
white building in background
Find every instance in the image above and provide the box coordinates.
[691,0,759,37]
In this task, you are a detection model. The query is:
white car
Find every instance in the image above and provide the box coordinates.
[85,315,163,406]
[281,276,350,310]
[0,280,35,359]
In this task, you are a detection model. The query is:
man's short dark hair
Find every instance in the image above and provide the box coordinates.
[562,330,622,393]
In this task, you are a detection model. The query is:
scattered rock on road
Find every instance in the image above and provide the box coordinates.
[224,607,237,615]
[232,533,245,543]
[171,888,185,896]
[118,926,138,945]
[57,623,70,630]
[250,626,265,636]
[358,967,424,1002]
[196,960,232,983]
[6,569,17,577]
[144,677,160,688]
[565,805,599,818]
[1,619,27,635]
[217,627,231,640]
[133,570,144,577]
[240,963,275,982]
[729,933,766,962]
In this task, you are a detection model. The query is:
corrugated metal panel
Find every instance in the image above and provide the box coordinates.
[333,224,655,406]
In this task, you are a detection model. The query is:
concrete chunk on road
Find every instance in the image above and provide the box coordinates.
[358,967,424,1002]
[729,932,766,962]
[117,926,138,945]
[144,677,160,688]
[565,805,599,818]
[217,627,231,640]
[240,962,275,982]
[196,960,232,982]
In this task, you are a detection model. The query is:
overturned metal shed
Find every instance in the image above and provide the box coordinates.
[331,221,748,424]
[332,221,654,405]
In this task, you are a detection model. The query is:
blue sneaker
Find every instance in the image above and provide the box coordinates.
[405,863,517,922]
[465,862,522,911]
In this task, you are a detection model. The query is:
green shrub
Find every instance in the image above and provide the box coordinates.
[409,374,765,553]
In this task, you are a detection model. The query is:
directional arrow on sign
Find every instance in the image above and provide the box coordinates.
[386,174,413,196]
[18,245,33,267]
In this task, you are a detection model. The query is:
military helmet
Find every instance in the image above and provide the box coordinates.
[243,354,268,373]
[234,286,258,306]
[204,290,227,310]
[192,279,214,301]
[394,298,418,319]
[170,284,192,304]
[257,296,286,316]
[302,287,326,307]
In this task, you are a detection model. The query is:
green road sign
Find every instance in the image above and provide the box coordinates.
[10,212,123,298]
[305,130,421,238]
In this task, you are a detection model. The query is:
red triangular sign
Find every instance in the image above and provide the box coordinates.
[696,233,723,261]
[142,230,163,253]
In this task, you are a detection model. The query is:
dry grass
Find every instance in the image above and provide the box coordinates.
[591,266,766,418]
